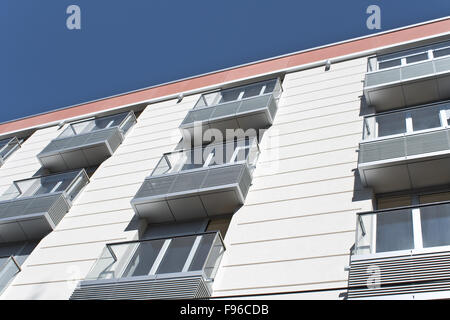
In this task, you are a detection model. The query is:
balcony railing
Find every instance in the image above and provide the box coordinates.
[131,138,259,222]
[180,79,282,145]
[354,201,450,257]
[364,40,450,110]
[348,201,450,299]
[38,111,136,172]
[0,256,21,295]
[70,231,225,300]
[0,170,89,242]
[358,101,450,193]
[0,137,21,166]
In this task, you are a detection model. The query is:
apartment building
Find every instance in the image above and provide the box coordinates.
[0,17,449,300]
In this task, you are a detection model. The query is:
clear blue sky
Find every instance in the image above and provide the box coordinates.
[1,1,449,123]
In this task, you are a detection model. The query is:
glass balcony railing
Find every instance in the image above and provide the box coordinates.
[364,40,450,110]
[353,201,450,257]
[0,137,21,166]
[38,111,136,172]
[131,138,259,222]
[71,232,225,300]
[0,170,89,242]
[180,79,282,144]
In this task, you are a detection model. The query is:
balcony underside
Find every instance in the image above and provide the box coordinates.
[38,128,123,172]
[70,274,211,300]
[364,57,450,111]
[131,164,251,223]
[348,251,450,300]
[180,95,277,144]
[358,129,450,193]
[0,194,69,243]
[359,154,450,193]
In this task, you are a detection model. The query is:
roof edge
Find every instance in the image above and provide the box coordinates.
[1,16,449,135]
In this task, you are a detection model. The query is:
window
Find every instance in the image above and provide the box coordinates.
[376,209,414,253]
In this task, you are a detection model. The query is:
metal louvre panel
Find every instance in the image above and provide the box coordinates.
[348,251,450,299]
[401,61,435,80]
[365,68,401,87]
[39,128,118,155]
[0,194,62,220]
[181,94,277,129]
[406,130,450,156]
[47,195,70,227]
[70,276,211,300]
[434,56,450,73]
[200,164,244,190]
[359,138,405,163]
[40,136,79,154]
[135,175,176,198]
[169,171,208,194]
[181,108,215,126]
[54,134,90,151]
[106,129,124,153]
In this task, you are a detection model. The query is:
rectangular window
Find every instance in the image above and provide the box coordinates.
[378,59,402,69]
[405,52,429,64]
[376,112,407,137]
[376,209,414,253]
[434,47,450,58]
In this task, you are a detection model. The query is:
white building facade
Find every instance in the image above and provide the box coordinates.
[0,18,449,300]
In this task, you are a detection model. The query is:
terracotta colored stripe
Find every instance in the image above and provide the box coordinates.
[1,18,449,134]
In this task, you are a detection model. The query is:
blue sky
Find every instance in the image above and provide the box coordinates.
[1,1,449,123]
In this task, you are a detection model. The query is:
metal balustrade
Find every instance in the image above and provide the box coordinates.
[70,231,225,300]
[131,138,259,222]
[0,170,89,242]
[364,40,450,110]
[358,101,450,193]
[38,111,136,172]
[180,78,282,145]
[348,201,450,299]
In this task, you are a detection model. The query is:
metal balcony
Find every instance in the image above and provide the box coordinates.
[364,40,450,111]
[70,231,225,300]
[0,137,21,167]
[38,111,136,172]
[0,170,89,243]
[349,201,450,299]
[131,138,259,223]
[180,78,281,145]
[358,101,450,193]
